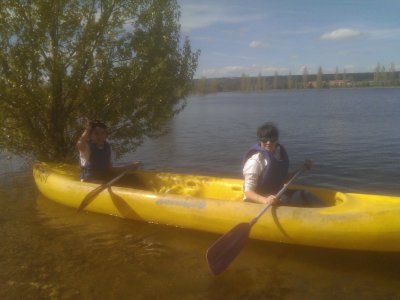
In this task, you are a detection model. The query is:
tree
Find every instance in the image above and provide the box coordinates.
[208,78,219,93]
[240,73,246,91]
[316,66,323,88]
[388,62,396,85]
[373,63,381,86]
[194,77,207,95]
[342,68,347,83]
[287,72,292,89]
[262,76,268,90]
[381,65,387,86]
[273,71,279,89]
[334,67,339,81]
[256,73,263,91]
[0,0,199,162]
[302,67,308,88]
[240,73,251,91]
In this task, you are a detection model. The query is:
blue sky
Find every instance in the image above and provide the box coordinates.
[177,0,400,78]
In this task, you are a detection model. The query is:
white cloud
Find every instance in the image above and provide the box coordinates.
[198,64,287,78]
[179,2,265,32]
[198,66,242,78]
[320,27,400,41]
[249,40,270,49]
[321,28,364,40]
[212,52,254,60]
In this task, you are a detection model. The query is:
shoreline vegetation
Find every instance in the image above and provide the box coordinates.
[192,66,400,95]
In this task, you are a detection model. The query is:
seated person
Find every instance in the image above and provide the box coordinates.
[77,120,139,182]
[243,122,325,207]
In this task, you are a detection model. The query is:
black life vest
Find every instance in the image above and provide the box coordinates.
[80,140,111,181]
[244,143,289,195]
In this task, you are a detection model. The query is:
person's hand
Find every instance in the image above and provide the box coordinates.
[85,120,94,132]
[262,194,277,205]
[303,159,312,170]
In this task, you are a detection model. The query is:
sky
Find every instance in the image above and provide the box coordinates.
[177,0,400,78]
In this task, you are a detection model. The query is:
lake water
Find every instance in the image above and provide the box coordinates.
[1,88,400,299]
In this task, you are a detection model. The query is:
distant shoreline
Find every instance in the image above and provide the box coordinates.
[192,71,400,94]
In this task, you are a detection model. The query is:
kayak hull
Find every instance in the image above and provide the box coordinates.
[33,162,400,252]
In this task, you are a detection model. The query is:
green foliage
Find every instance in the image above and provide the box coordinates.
[0,0,199,162]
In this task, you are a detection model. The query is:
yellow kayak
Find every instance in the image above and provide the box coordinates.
[33,162,400,252]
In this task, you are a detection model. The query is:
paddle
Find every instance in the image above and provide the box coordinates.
[206,167,305,275]
[77,164,137,212]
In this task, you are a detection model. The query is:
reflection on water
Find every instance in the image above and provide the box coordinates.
[2,89,400,299]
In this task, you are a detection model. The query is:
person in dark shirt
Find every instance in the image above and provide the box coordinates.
[77,120,140,182]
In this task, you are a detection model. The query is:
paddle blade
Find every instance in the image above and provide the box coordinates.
[76,185,103,212]
[206,222,251,275]
[76,168,131,213]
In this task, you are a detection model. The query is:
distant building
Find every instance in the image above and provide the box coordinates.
[328,80,346,87]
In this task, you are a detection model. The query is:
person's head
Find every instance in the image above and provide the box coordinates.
[257,122,279,153]
[89,120,108,145]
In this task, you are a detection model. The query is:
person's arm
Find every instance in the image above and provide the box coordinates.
[76,122,92,153]
[244,189,277,205]
[243,153,278,205]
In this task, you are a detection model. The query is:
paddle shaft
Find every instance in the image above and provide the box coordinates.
[250,167,305,226]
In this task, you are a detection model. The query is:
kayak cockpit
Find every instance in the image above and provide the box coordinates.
[118,171,245,201]
[120,172,338,207]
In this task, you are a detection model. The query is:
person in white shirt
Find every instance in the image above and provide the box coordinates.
[243,122,313,206]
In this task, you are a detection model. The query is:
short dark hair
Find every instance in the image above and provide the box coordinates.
[89,120,107,134]
[257,122,279,141]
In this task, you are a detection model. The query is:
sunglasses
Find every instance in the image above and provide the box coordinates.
[260,137,278,143]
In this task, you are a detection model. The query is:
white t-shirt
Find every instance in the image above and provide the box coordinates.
[243,152,266,193]
[242,146,283,193]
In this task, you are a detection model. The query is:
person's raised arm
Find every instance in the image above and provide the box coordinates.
[76,122,92,153]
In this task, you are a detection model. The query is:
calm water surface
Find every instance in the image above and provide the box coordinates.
[1,88,400,299]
